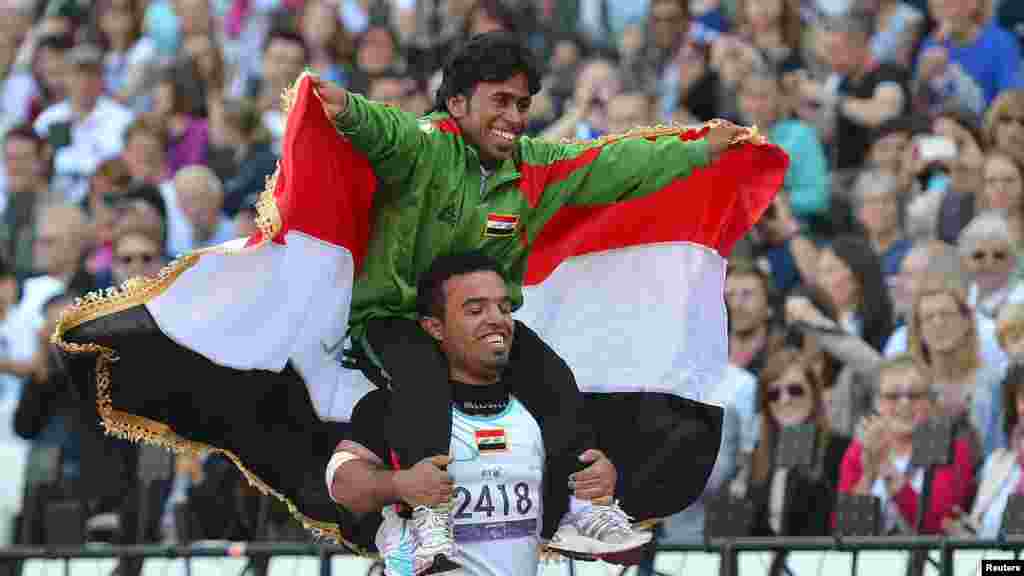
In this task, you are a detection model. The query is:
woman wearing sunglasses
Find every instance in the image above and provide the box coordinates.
[747,348,850,574]
[838,356,976,534]
[959,211,1019,319]
[110,208,167,286]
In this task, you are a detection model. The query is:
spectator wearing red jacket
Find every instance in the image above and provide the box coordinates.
[838,355,976,534]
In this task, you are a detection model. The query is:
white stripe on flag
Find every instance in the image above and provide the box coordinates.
[146,231,375,421]
[516,242,727,403]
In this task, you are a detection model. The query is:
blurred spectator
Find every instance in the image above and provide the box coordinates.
[838,355,976,534]
[541,58,621,141]
[95,0,159,110]
[931,108,986,244]
[751,192,821,294]
[909,269,1003,454]
[852,169,913,279]
[3,34,72,131]
[659,362,756,545]
[366,73,432,117]
[980,152,1024,245]
[737,66,830,227]
[153,69,210,176]
[797,11,909,175]
[23,204,96,322]
[110,208,167,284]
[1,126,53,279]
[747,347,850,572]
[119,116,190,257]
[245,28,308,151]
[726,0,805,73]
[81,157,133,284]
[983,90,1024,168]
[866,116,924,197]
[865,0,924,68]
[14,290,141,551]
[918,0,1023,110]
[33,43,134,203]
[299,0,353,87]
[173,164,234,251]
[0,1,42,131]
[725,260,784,376]
[177,33,226,118]
[122,115,169,186]
[959,211,1016,319]
[211,98,277,218]
[605,90,657,135]
[998,303,1024,360]
[816,236,894,351]
[957,362,1024,538]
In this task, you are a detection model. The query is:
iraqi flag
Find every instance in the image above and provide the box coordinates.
[54,73,787,550]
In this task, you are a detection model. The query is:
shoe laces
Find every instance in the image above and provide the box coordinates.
[576,500,635,540]
[412,504,453,550]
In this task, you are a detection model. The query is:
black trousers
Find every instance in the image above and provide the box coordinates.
[364,317,597,537]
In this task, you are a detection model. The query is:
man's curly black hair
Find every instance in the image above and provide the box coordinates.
[433,31,542,114]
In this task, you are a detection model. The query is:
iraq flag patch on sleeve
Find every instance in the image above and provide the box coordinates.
[475,429,508,453]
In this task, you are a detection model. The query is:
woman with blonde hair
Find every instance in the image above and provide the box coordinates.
[908,269,1004,455]
[983,90,1024,167]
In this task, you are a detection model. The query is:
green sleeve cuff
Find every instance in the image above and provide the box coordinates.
[332,92,360,135]
[692,136,710,168]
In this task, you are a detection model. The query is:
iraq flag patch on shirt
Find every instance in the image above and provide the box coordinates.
[484,213,518,238]
[475,429,508,453]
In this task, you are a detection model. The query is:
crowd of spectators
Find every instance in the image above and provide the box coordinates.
[0,0,1023,571]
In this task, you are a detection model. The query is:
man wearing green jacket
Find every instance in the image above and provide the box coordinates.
[313,31,746,574]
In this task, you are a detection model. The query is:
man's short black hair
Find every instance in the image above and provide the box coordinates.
[433,31,542,114]
[417,251,507,318]
[265,26,310,62]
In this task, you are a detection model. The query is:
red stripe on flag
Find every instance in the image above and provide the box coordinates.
[523,141,787,285]
[487,214,518,223]
[518,147,603,208]
[268,77,378,272]
[475,429,505,438]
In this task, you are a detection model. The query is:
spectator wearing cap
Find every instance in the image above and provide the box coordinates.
[796,11,909,176]
[0,126,54,280]
[918,0,1023,110]
[174,165,235,252]
[33,42,135,203]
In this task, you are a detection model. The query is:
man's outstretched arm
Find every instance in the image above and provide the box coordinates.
[522,121,755,210]
[311,77,427,187]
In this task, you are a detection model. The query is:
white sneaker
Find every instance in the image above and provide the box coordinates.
[410,504,460,574]
[546,500,653,558]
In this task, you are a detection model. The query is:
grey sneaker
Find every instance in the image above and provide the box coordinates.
[546,500,653,557]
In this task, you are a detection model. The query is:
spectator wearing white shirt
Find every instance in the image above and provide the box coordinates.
[173,165,236,252]
[32,43,134,204]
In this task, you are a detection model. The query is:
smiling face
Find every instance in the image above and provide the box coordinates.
[421,270,516,384]
[877,364,931,435]
[448,73,531,168]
